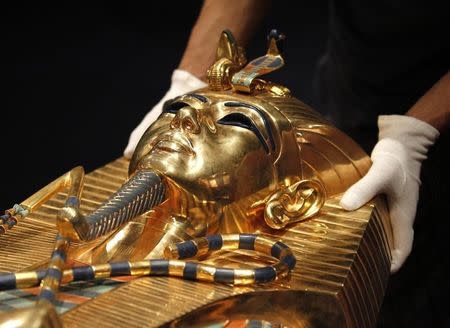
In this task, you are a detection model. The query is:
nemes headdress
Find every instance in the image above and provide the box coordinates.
[178,30,370,229]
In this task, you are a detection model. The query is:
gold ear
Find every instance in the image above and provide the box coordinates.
[264,179,326,229]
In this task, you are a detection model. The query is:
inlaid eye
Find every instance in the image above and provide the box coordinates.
[218,113,269,153]
[217,113,257,130]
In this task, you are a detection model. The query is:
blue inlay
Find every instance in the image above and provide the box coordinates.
[151,260,169,275]
[0,214,10,223]
[214,268,234,284]
[282,254,296,270]
[65,196,80,208]
[239,234,257,250]
[254,267,276,283]
[55,234,68,241]
[39,289,55,302]
[248,320,263,328]
[268,29,282,40]
[251,57,266,66]
[162,101,189,114]
[51,249,67,262]
[268,57,282,68]
[6,219,17,228]
[46,268,62,281]
[271,241,288,259]
[206,235,223,250]
[0,274,16,290]
[72,266,95,281]
[176,240,198,259]
[223,102,275,152]
[37,270,46,280]
[218,113,270,153]
[188,93,208,103]
[183,262,198,280]
[110,262,130,276]
[267,29,285,53]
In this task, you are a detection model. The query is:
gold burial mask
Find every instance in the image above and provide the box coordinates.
[0,30,392,328]
[129,30,369,234]
[130,88,370,229]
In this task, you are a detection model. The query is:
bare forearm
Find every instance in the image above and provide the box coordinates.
[178,0,271,80]
[406,71,450,133]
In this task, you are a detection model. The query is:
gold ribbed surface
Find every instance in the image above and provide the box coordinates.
[60,165,392,327]
[0,158,392,327]
[64,277,237,327]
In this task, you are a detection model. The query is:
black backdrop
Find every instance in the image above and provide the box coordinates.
[1,2,448,327]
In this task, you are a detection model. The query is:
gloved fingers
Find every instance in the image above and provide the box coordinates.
[388,194,416,273]
[390,248,412,273]
[124,107,163,158]
[124,126,146,159]
[340,162,390,210]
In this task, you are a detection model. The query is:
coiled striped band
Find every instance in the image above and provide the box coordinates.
[0,234,296,289]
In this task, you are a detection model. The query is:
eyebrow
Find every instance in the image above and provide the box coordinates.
[224,101,275,151]
[187,93,208,103]
[162,100,189,113]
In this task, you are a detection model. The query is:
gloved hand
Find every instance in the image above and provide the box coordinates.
[340,115,439,273]
[124,69,207,158]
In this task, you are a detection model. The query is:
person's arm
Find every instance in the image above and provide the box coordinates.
[179,0,271,80]
[340,71,449,272]
[406,71,450,132]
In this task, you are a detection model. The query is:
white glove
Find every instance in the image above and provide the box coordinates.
[124,69,207,158]
[340,115,439,273]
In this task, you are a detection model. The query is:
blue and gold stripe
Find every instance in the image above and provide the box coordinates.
[254,267,277,283]
[176,240,198,259]
[238,234,257,250]
[206,234,223,250]
[0,273,16,290]
[0,205,30,235]
[150,260,170,275]
[37,233,70,304]
[183,262,198,280]
[110,262,131,276]
[73,266,95,281]
[214,268,235,284]
[0,234,296,289]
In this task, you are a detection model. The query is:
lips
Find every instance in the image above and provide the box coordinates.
[152,132,194,155]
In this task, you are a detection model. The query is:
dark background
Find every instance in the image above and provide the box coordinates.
[1,2,448,327]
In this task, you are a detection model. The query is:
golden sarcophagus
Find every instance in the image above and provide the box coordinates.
[0,30,392,328]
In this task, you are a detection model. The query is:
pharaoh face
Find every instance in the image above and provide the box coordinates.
[129,91,302,203]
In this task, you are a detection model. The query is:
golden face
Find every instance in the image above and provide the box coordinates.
[130,92,291,203]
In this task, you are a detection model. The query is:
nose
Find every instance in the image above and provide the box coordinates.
[170,106,201,134]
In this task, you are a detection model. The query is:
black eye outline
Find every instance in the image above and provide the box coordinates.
[187,93,208,103]
[162,101,190,114]
[217,113,270,153]
[162,94,208,115]
[224,102,275,152]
